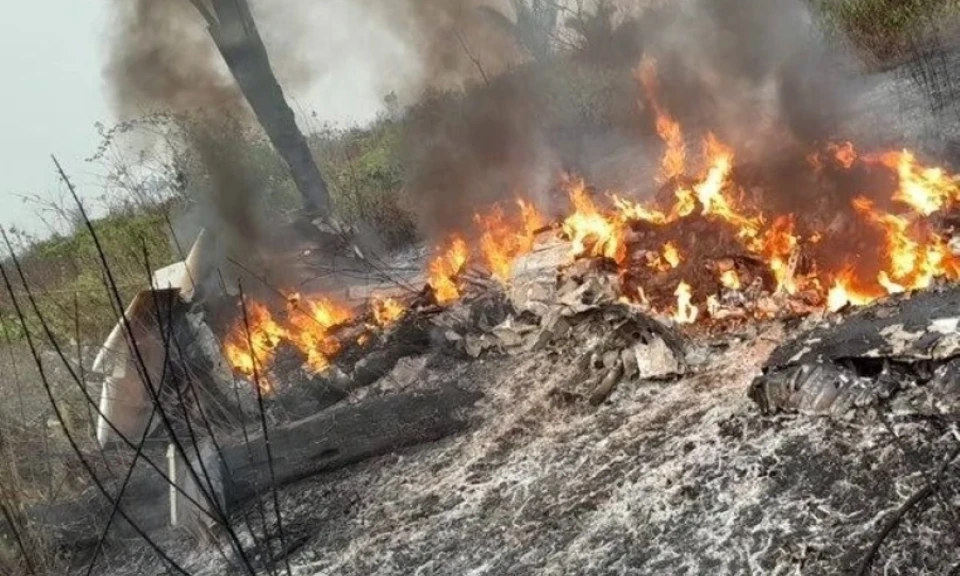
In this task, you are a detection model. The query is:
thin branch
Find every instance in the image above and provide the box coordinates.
[51,157,256,574]
[240,282,293,576]
[856,442,960,576]
[454,29,490,86]
[0,503,36,576]
[0,263,193,576]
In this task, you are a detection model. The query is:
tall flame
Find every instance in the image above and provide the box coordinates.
[639,57,686,183]
[562,181,625,263]
[477,200,544,282]
[284,294,353,375]
[223,301,286,393]
[428,236,470,304]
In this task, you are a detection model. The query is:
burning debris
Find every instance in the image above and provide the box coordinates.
[216,59,960,395]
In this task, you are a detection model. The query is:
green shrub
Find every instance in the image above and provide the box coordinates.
[814,0,958,65]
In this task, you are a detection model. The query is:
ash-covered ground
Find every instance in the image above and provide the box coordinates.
[102,309,960,576]
[87,46,960,576]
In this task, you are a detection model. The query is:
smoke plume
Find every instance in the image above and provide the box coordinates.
[104,0,876,250]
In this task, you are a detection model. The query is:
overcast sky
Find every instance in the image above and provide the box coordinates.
[0,1,113,237]
[0,0,413,239]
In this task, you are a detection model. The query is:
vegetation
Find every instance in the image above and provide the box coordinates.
[3,1,960,571]
[814,0,958,65]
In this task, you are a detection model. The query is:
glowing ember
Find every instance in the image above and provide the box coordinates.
[828,141,857,169]
[428,236,469,304]
[662,242,681,269]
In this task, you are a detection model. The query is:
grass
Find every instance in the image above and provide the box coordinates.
[1,205,176,344]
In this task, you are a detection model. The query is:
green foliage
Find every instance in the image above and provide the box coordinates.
[312,118,417,245]
[814,0,958,64]
[1,206,176,343]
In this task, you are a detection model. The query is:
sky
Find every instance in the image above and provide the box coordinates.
[0,0,113,237]
[0,0,413,240]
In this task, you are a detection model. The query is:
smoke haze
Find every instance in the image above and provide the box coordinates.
[104,0,875,248]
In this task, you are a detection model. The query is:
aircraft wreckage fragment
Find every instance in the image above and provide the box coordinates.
[749,285,960,416]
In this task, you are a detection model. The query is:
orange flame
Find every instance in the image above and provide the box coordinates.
[853,196,960,294]
[639,57,686,183]
[562,181,625,263]
[372,297,405,327]
[476,200,544,282]
[875,149,960,216]
[612,194,669,224]
[826,268,883,312]
[223,300,285,393]
[285,293,353,375]
[428,236,469,304]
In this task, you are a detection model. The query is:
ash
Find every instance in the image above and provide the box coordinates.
[108,310,959,576]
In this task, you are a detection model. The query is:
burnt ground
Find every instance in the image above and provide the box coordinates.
[96,315,960,576]
[34,44,960,576]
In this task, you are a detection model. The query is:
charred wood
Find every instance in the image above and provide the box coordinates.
[204,387,481,511]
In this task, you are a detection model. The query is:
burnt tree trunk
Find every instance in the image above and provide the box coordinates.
[197,0,334,221]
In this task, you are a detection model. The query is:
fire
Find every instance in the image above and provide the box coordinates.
[757,216,799,294]
[875,149,960,216]
[372,296,405,327]
[673,281,699,324]
[223,300,286,393]
[826,269,882,312]
[476,200,544,282]
[639,57,686,183]
[853,196,960,293]
[612,194,669,224]
[694,135,762,239]
[220,59,960,387]
[720,270,741,290]
[285,294,352,374]
[428,236,469,304]
[562,181,625,263]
